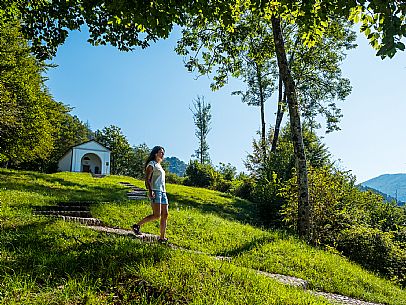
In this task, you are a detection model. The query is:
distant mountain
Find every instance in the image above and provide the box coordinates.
[165,156,187,177]
[358,185,405,206]
[361,173,406,205]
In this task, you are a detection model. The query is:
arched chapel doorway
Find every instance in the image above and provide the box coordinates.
[81,153,102,174]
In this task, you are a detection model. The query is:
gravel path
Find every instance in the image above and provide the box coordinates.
[311,292,383,305]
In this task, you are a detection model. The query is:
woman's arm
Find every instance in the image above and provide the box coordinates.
[145,165,154,198]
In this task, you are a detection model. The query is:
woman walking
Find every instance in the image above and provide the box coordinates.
[132,146,168,243]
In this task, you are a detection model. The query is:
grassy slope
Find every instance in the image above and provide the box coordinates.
[0,169,404,304]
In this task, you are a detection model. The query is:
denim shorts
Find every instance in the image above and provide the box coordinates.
[152,190,168,204]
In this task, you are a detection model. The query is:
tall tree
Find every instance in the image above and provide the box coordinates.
[94,125,133,175]
[191,96,212,164]
[271,14,312,239]
[0,19,58,168]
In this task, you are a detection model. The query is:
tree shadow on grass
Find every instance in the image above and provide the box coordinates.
[0,220,182,303]
[215,235,276,257]
[0,171,127,204]
[168,193,265,228]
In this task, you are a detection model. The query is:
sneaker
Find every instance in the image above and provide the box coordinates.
[132,224,141,235]
[157,238,168,244]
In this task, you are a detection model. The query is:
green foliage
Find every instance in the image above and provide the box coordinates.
[49,114,93,169]
[184,160,217,188]
[191,96,211,165]
[348,1,406,58]
[178,13,355,135]
[183,160,240,193]
[94,125,133,175]
[128,143,150,179]
[337,226,406,284]
[291,18,356,132]
[246,123,331,183]
[280,166,406,286]
[217,162,237,181]
[0,18,92,173]
[165,172,185,185]
[3,0,404,61]
[0,20,57,166]
[252,174,285,226]
[22,112,93,172]
[232,173,256,201]
[281,167,357,244]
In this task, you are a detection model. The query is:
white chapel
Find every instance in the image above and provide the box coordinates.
[58,140,111,175]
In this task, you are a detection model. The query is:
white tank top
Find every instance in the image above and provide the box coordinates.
[147,161,166,192]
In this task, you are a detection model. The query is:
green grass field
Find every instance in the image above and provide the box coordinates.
[0,169,405,304]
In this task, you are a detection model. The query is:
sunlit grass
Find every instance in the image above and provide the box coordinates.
[0,169,405,304]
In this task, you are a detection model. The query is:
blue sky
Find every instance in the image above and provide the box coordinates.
[45,26,406,183]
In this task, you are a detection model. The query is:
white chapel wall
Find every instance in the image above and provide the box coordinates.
[58,150,72,172]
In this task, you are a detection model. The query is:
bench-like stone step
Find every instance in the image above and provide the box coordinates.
[34,210,93,217]
[58,216,102,226]
[127,191,147,196]
[131,187,146,191]
[119,182,136,187]
[57,201,93,207]
[127,196,148,200]
[34,206,90,211]
[92,174,105,178]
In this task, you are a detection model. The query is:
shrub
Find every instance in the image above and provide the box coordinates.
[252,173,285,227]
[232,175,256,201]
[212,176,233,193]
[183,160,217,188]
[337,226,406,286]
[280,167,375,245]
[166,172,185,185]
[280,166,406,286]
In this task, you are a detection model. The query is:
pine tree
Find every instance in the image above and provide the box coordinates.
[191,96,211,164]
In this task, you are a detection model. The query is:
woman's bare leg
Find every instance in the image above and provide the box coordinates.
[160,204,168,239]
[138,203,161,226]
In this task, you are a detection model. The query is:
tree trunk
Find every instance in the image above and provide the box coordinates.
[255,62,267,158]
[200,129,204,164]
[271,76,285,153]
[271,16,311,240]
[271,37,298,153]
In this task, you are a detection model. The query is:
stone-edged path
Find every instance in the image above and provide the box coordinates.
[32,182,384,305]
